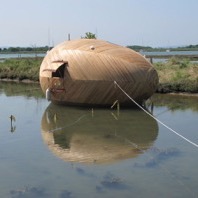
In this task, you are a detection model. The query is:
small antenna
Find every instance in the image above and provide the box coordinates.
[48,27,51,49]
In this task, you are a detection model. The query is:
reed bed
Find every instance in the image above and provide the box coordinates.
[0,58,42,81]
[154,57,198,93]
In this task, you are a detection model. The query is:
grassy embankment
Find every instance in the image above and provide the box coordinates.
[154,57,198,93]
[0,58,42,82]
[0,57,197,93]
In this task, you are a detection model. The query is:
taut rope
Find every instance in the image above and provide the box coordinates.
[114,81,198,149]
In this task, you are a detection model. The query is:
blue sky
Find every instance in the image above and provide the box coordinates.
[0,0,198,47]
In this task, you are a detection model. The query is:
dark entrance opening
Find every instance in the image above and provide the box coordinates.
[52,63,66,78]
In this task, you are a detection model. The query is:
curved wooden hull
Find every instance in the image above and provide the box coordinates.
[40,39,158,106]
[40,78,156,106]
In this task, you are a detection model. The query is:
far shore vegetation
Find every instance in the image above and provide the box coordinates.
[1,42,198,53]
[0,46,50,53]
[127,44,198,52]
[0,56,197,94]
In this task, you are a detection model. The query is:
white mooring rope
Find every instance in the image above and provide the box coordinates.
[114,81,198,149]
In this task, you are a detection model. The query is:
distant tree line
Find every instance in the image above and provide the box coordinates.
[127,44,198,52]
[0,46,51,53]
[1,37,198,53]
[127,45,153,51]
[176,44,198,51]
[185,44,198,48]
[127,45,198,52]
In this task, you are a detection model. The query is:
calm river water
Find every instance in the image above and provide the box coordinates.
[0,82,198,198]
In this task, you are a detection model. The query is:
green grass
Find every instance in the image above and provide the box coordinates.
[154,57,198,93]
[0,57,42,81]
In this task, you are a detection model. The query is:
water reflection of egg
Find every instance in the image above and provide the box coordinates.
[41,103,158,164]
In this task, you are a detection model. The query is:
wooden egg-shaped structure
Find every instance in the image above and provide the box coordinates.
[39,39,158,106]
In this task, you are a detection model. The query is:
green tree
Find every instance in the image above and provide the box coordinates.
[82,32,97,39]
